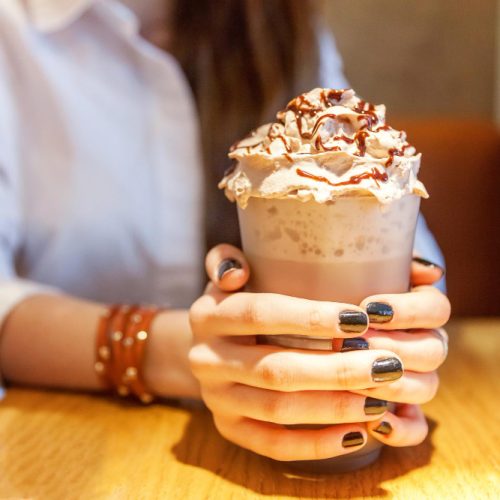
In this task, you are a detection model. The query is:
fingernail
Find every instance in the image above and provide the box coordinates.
[339,311,368,333]
[372,357,403,382]
[366,302,393,323]
[342,431,364,448]
[412,257,445,276]
[373,421,393,435]
[341,337,369,352]
[217,258,242,281]
[364,397,388,415]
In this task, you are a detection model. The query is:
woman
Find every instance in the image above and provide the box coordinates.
[0,0,450,461]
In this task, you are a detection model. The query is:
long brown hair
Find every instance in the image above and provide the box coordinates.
[169,0,321,249]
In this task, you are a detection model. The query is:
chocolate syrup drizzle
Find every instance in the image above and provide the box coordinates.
[296,167,389,188]
[284,90,381,156]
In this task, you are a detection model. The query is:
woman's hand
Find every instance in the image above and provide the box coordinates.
[189,245,423,461]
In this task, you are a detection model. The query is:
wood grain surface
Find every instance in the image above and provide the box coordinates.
[0,318,499,499]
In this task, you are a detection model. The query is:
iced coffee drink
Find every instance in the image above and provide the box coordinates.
[219,88,427,472]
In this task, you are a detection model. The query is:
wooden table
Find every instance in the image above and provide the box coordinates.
[0,318,499,499]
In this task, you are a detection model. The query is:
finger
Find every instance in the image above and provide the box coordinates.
[353,328,448,372]
[367,404,428,447]
[213,414,367,461]
[190,341,403,391]
[351,370,439,404]
[203,384,389,425]
[361,286,451,330]
[410,257,445,287]
[205,244,250,292]
[191,291,369,338]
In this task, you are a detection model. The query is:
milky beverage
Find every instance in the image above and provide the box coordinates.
[239,196,420,305]
[220,88,427,473]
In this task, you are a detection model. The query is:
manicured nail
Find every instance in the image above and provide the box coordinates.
[364,397,388,415]
[366,302,393,323]
[342,431,364,448]
[412,257,445,276]
[373,421,393,435]
[217,258,242,281]
[372,357,403,382]
[341,337,369,352]
[339,311,368,333]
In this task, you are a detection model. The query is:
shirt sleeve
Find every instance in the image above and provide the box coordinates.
[0,41,58,399]
[414,214,446,292]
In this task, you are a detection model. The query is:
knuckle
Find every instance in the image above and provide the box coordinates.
[441,295,452,323]
[241,295,264,331]
[187,343,218,380]
[404,309,418,328]
[416,372,439,404]
[330,392,351,419]
[312,433,335,461]
[307,304,325,333]
[332,359,354,390]
[199,386,219,413]
[427,333,448,370]
[402,413,428,446]
[265,447,286,461]
[379,380,405,402]
[187,344,205,375]
[427,372,440,400]
[256,358,291,389]
[265,438,293,461]
[262,393,294,424]
[189,297,211,333]
[212,415,234,442]
[414,418,429,445]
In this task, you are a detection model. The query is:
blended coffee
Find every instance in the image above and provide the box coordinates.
[219,88,427,472]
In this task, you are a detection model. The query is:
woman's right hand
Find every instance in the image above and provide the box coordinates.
[188,245,431,462]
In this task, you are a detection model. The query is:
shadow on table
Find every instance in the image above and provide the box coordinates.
[172,407,436,499]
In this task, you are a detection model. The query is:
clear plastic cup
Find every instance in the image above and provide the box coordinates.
[237,194,420,473]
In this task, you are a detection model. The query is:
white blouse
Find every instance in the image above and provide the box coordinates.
[0,0,443,331]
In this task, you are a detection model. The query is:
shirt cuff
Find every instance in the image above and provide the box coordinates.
[0,278,59,400]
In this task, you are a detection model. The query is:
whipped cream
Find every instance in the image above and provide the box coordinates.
[219,88,428,208]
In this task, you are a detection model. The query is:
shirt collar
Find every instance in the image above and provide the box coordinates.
[24,0,96,32]
[24,0,139,34]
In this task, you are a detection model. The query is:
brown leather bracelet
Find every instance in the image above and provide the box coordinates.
[95,304,160,403]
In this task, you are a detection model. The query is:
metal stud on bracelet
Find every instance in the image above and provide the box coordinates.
[94,304,161,404]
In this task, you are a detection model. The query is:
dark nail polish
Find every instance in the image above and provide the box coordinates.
[342,431,364,448]
[366,302,393,323]
[339,311,368,333]
[373,421,393,435]
[372,357,403,382]
[341,337,369,352]
[217,258,242,281]
[364,397,388,415]
[412,257,445,275]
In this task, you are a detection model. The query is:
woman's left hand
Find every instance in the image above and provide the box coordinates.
[352,257,451,446]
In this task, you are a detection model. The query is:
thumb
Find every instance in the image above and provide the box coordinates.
[411,256,445,287]
[205,244,250,292]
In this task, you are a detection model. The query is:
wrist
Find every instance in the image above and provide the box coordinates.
[143,309,201,400]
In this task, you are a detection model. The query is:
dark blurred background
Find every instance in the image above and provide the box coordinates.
[324,0,500,316]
